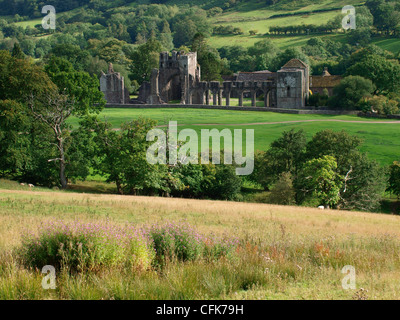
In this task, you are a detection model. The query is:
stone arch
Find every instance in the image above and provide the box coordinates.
[264,89,272,107]
[159,71,181,102]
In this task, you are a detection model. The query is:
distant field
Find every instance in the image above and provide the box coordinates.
[370,37,400,54]
[68,108,400,165]
[205,0,366,49]
[14,18,42,28]
[208,33,349,50]
[211,10,342,33]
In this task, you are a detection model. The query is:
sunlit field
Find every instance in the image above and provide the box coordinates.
[68,108,400,166]
[0,187,400,300]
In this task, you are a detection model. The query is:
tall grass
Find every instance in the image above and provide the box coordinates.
[18,220,154,273]
[1,190,400,299]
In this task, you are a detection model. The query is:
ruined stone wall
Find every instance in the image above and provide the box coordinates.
[135,55,311,109]
[276,70,305,109]
[139,51,201,104]
[100,64,130,104]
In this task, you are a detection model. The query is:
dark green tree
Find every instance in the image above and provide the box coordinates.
[346,54,400,95]
[251,129,306,189]
[11,42,24,59]
[297,155,343,208]
[128,37,162,84]
[305,129,386,211]
[388,161,400,199]
[25,57,106,188]
[267,172,296,205]
[86,116,169,195]
[191,33,223,81]
[328,76,375,110]
[305,129,363,172]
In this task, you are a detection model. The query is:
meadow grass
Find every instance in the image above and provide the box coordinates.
[0,188,400,299]
[14,18,42,28]
[370,37,400,54]
[212,11,342,35]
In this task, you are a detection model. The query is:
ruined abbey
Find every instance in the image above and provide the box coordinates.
[100,50,339,109]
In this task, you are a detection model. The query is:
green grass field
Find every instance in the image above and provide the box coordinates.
[14,18,42,28]
[370,37,400,53]
[69,108,400,166]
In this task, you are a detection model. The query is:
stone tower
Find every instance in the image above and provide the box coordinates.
[276,59,309,109]
[138,51,201,104]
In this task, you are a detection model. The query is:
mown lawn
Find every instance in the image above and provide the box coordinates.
[68,108,400,165]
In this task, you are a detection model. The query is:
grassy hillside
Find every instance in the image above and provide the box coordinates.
[9,0,400,53]
[1,186,400,299]
[68,108,400,165]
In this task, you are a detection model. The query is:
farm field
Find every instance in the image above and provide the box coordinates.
[68,108,400,165]
[1,187,400,299]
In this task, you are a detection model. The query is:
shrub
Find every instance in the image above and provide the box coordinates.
[360,95,399,115]
[251,191,271,203]
[148,222,239,265]
[203,233,239,261]
[149,222,204,264]
[18,220,154,273]
[267,172,296,205]
[388,161,400,199]
[18,220,239,273]
[328,75,375,110]
[308,92,329,107]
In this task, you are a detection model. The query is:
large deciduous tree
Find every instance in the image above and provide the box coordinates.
[250,129,306,189]
[328,75,375,110]
[297,155,343,208]
[86,116,167,195]
[191,33,224,81]
[27,56,105,188]
[128,37,162,84]
[346,54,400,95]
[0,50,58,183]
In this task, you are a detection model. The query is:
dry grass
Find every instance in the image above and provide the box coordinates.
[1,188,400,299]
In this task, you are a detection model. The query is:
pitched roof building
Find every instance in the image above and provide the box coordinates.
[310,67,342,96]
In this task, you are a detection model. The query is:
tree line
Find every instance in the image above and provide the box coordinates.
[0,49,399,212]
[0,50,241,199]
[250,128,400,212]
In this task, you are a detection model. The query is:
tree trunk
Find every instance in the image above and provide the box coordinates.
[58,137,68,189]
[116,179,123,195]
[60,160,67,189]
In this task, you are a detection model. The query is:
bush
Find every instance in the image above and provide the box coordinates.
[18,220,239,273]
[251,191,271,203]
[328,75,375,110]
[267,172,296,205]
[360,95,399,115]
[203,233,239,261]
[308,92,328,107]
[149,222,238,265]
[149,222,204,264]
[18,220,154,273]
